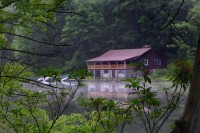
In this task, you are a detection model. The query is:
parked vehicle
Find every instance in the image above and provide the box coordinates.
[36,76,77,87]
[37,77,56,85]
[61,77,77,86]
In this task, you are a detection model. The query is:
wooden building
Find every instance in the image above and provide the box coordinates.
[86,47,167,79]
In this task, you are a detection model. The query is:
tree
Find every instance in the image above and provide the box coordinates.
[171,36,200,133]
[170,2,200,132]
[1,0,200,132]
[11,13,69,70]
[61,0,108,70]
[0,1,95,133]
[61,0,198,71]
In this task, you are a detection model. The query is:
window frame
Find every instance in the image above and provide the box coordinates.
[154,59,161,65]
[104,70,109,74]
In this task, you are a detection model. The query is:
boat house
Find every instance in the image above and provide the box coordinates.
[86,47,167,79]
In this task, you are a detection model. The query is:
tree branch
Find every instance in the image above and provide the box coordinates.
[1,31,70,46]
[162,0,184,29]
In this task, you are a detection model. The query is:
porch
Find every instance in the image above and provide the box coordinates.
[87,61,133,70]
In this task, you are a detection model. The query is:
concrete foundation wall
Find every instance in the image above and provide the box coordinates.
[89,69,156,79]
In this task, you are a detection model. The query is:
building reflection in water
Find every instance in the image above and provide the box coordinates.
[84,81,135,102]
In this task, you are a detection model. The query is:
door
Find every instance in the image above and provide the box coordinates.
[95,70,100,79]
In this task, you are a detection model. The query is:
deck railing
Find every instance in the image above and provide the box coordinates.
[87,64,133,69]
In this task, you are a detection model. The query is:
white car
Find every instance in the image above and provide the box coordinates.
[61,77,77,86]
[37,77,56,85]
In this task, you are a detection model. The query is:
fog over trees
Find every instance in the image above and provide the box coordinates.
[0,0,200,133]
[11,0,199,72]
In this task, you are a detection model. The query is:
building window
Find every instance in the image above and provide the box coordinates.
[154,59,161,65]
[103,62,109,65]
[100,70,104,74]
[144,59,148,66]
[117,70,125,74]
[104,70,109,74]
[126,61,130,64]
[110,61,116,65]
[118,61,123,64]
[89,70,94,73]
[95,62,101,65]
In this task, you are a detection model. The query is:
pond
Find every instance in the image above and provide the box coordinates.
[25,80,187,133]
[82,81,171,102]
[81,81,187,133]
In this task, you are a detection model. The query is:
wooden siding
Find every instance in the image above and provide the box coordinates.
[136,49,167,69]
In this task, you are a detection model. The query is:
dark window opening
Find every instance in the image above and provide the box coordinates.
[103,62,109,65]
[118,61,124,64]
[110,61,117,65]
[104,70,109,73]
[154,59,161,65]
[95,62,101,65]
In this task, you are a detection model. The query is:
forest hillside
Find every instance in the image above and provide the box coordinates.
[12,0,199,72]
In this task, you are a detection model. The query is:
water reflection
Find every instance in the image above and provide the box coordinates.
[83,81,169,103]
[24,81,167,103]
[24,81,184,133]
[84,81,134,102]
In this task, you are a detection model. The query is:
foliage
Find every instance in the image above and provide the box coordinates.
[0,1,95,132]
[39,67,61,79]
[3,0,69,70]
[0,63,49,133]
[124,61,192,133]
[149,69,168,81]
[7,0,200,71]
[0,0,198,133]
[49,114,91,133]
[170,22,198,60]
[60,0,199,71]
[79,97,134,133]
[168,60,193,87]
[188,1,200,27]
[0,62,93,133]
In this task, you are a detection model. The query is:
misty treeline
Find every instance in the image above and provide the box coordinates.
[11,0,199,72]
[0,0,197,133]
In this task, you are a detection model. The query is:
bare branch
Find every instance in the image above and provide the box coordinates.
[0,0,18,9]
[1,31,70,46]
[1,48,53,57]
[47,0,66,12]
[162,0,184,29]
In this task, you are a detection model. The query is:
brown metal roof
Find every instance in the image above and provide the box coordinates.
[87,48,151,61]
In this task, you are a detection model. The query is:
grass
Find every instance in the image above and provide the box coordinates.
[150,69,169,81]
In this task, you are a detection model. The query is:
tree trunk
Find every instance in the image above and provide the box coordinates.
[171,37,200,133]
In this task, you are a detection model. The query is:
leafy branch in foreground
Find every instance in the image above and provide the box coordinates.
[125,61,192,133]
[0,63,92,133]
[79,97,134,133]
